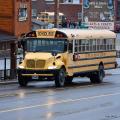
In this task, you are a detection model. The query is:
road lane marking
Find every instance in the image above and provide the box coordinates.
[1,92,120,114]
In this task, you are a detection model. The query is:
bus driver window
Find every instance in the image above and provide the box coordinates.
[68,41,73,53]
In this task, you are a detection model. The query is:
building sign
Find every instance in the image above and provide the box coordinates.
[83,0,114,30]
[83,0,113,9]
[83,0,114,23]
[87,22,114,30]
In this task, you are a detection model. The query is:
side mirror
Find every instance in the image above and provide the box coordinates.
[18,41,21,48]
[19,57,23,64]
[21,40,25,47]
[18,39,25,48]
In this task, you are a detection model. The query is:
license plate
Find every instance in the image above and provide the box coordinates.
[32,75,39,80]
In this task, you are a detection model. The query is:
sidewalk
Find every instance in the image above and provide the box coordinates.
[0,79,18,85]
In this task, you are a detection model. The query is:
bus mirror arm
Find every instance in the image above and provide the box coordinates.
[51,51,58,57]
[56,56,61,59]
[18,41,21,48]
[51,51,58,62]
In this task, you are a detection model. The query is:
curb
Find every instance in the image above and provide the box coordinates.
[105,73,112,76]
[0,80,18,85]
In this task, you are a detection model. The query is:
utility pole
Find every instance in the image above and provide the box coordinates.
[81,0,84,23]
[54,0,59,28]
[114,0,116,28]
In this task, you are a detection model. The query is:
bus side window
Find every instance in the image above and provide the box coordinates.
[109,39,113,50]
[68,41,73,53]
[75,40,78,53]
[64,41,68,52]
[106,39,110,50]
[93,39,96,51]
[99,39,104,51]
[103,39,107,50]
[86,39,90,51]
[81,40,85,52]
[79,40,81,52]
[113,39,115,50]
[90,40,93,51]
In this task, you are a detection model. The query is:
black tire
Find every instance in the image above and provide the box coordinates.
[90,76,97,84]
[90,65,105,84]
[65,76,73,84]
[18,75,28,87]
[55,68,65,87]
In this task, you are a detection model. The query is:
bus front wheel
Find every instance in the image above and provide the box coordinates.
[90,65,105,83]
[18,75,28,87]
[55,68,65,87]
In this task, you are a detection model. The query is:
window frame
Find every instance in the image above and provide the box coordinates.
[18,8,28,22]
[72,38,116,54]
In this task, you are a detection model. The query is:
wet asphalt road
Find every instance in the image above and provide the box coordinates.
[0,75,120,120]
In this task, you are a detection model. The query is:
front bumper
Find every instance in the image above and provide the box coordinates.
[17,69,59,77]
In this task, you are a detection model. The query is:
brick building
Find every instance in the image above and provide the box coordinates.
[0,0,31,37]
[32,0,120,32]
[32,0,82,22]
[0,0,31,57]
[0,0,31,79]
[115,0,120,32]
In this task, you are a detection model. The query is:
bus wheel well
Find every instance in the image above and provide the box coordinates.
[61,65,66,71]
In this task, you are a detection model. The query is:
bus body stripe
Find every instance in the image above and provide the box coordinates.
[68,62,115,69]
[78,50,116,54]
[77,56,116,61]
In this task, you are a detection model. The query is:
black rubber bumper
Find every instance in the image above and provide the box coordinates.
[17,69,59,76]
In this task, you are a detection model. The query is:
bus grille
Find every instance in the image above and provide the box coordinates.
[36,60,45,68]
[26,60,45,69]
[26,60,35,68]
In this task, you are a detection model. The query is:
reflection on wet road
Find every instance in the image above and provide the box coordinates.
[0,76,120,120]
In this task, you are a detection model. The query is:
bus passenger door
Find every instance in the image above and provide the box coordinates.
[67,40,77,76]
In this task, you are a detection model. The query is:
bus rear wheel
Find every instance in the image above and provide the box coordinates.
[18,75,28,87]
[55,68,65,87]
[90,65,105,84]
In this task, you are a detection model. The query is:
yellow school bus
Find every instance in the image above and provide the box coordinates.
[37,12,64,24]
[18,29,117,87]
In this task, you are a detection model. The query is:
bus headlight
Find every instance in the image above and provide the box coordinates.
[48,66,57,69]
[18,65,24,69]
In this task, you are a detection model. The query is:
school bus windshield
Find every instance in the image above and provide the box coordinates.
[26,38,67,53]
